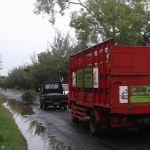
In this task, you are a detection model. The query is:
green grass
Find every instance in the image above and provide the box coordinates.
[0,95,27,150]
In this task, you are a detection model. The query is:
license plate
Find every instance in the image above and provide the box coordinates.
[138,118,150,124]
[53,102,60,105]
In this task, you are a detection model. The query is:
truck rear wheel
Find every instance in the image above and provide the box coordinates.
[89,111,99,136]
[137,127,150,134]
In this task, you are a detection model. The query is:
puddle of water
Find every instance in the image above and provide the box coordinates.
[3,99,71,150]
[6,99,34,116]
[14,115,50,150]
[49,136,71,150]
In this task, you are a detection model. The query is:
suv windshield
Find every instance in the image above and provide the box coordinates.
[45,83,59,89]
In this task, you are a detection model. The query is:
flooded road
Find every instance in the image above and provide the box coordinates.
[1,90,71,150]
[4,99,55,150]
[2,89,150,150]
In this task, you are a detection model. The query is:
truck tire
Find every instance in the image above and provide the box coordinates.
[89,111,99,136]
[137,127,150,134]
[43,103,47,110]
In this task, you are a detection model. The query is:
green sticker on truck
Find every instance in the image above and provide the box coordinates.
[77,69,82,87]
[130,86,150,103]
[84,67,92,88]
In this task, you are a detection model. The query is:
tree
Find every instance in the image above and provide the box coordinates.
[45,30,76,82]
[3,30,76,91]
[70,0,150,45]
[7,65,32,90]
[34,0,150,45]
[34,0,85,24]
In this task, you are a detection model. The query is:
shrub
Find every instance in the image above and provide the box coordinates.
[21,91,36,104]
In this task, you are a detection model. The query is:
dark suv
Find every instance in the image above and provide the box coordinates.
[39,81,68,110]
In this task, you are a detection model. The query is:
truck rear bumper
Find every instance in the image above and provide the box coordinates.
[111,114,150,128]
[112,106,150,114]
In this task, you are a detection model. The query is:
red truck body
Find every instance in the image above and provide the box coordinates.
[68,38,150,134]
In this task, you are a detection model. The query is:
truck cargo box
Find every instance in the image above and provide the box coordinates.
[68,38,150,135]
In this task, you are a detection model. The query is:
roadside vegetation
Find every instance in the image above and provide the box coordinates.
[0,31,75,91]
[21,91,37,104]
[0,95,27,150]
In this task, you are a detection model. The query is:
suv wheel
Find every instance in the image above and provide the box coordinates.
[40,102,43,109]
[43,103,47,110]
[64,106,67,110]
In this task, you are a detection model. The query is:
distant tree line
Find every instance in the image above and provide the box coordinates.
[1,0,150,90]
[0,31,80,91]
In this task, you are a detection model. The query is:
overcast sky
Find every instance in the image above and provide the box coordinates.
[0,0,74,76]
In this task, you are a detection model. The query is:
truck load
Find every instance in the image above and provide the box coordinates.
[68,38,150,135]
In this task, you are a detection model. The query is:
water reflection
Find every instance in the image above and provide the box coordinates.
[49,136,71,150]
[6,99,34,116]
[4,99,71,150]
[28,121,46,135]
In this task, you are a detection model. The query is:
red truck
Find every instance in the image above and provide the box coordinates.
[68,38,150,135]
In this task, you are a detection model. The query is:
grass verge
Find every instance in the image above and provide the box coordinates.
[0,95,27,150]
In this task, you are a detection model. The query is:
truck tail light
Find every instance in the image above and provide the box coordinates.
[46,100,51,103]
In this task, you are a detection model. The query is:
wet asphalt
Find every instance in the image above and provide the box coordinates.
[1,89,150,150]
